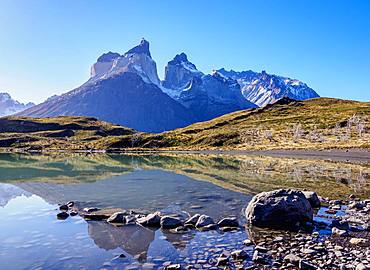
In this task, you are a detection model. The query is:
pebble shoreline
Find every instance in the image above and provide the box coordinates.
[56,191,370,270]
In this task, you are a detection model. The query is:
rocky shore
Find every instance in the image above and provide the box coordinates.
[56,189,369,270]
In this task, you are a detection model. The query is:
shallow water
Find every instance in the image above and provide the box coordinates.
[0,153,369,269]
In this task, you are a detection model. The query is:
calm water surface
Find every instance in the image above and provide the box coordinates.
[0,153,368,269]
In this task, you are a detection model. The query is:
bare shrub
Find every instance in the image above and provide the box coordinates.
[264,129,274,142]
[292,123,304,142]
[357,120,365,138]
[344,114,366,139]
[308,125,325,143]
[239,126,262,145]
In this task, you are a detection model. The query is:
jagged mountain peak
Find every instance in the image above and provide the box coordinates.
[173,52,188,62]
[0,92,35,117]
[97,51,121,63]
[90,39,160,86]
[0,92,12,101]
[162,52,202,93]
[125,38,151,58]
[169,53,196,69]
[211,70,231,81]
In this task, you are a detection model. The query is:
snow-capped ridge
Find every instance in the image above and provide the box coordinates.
[0,92,35,117]
[217,68,319,107]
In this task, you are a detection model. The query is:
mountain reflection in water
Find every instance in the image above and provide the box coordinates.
[0,152,368,202]
[0,153,368,269]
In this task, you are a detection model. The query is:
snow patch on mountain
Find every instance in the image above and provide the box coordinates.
[217,69,319,107]
[89,39,161,88]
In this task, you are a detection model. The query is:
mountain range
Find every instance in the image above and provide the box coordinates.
[16,39,319,132]
[0,93,34,117]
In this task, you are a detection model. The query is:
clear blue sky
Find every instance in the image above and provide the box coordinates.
[0,0,369,103]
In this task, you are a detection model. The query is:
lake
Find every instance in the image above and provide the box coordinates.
[0,153,368,269]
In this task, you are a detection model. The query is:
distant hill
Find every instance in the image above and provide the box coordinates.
[1,98,369,151]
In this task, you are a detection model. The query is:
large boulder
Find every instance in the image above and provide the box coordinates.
[245,189,313,230]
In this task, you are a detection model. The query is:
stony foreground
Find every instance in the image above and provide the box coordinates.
[55,190,370,269]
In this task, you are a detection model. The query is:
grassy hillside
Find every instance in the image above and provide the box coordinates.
[0,98,369,151]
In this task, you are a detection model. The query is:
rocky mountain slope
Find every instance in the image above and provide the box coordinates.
[0,93,34,117]
[17,39,319,131]
[17,40,194,133]
[162,54,257,121]
[217,69,319,107]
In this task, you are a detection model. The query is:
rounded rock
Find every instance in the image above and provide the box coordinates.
[160,216,183,229]
[245,189,313,230]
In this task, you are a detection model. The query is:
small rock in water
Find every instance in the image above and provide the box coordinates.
[83,207,100,213]
[184,214,200,226]
[59,204,68,211]
[198,223,217,231]
[125,215,137,224]
[331,220,349,230]
[217,217,239,228]
[70,210,78,216]
[57,212,69,220]
[107,212,126,224]
[66,201,75,208]
[164,264,181,270]
[243,239,253,246]
[160,216,182,229]
[195,215,215,228]
[231,249,248,260]
[216,253,229,266]
[137,212,161,227]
